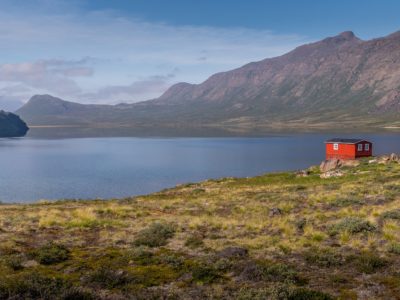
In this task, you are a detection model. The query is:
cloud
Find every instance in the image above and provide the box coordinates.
[0,59,94,97]
[0,1,310,105]
[82,74,176,103]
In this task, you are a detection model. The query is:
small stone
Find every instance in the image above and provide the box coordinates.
[22,260,39,268]
[320,170,344,178]
[269,207,282,217]
[295,170,309,177]
[218,246,248,259]
[390,153,399,161]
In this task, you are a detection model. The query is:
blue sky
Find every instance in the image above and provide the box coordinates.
[0,0,399,110]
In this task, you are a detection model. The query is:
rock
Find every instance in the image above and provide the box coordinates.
[320,159,342,172]
[218,246,248,259]
[378,155,390,164]
[22,260,39,268]
[341,160,360,167]
[390,153,399,161]
[295,170,310,177]
[0,111,29,137]
[368,159,377,164]
[320,170,344,178]
[269,207,282,217]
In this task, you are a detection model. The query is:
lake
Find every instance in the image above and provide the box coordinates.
[1,132,400,203]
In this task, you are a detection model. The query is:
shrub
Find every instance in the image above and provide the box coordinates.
[354,252,387,274]
[304,248,343,267]
[4,254,24,270]
[237,261,300,283]
[328,217,376,235]
[61,287,96,300]
[0,272,67,299]
[330,198,362,207]
[388,243,400,254]
[294,218,306,232]
[381,209,400,220]
[34,242,70,265]
[133,222,175,247]
[184,233,204,249]
[269,284,334,300]
[87,266,130,288]
[191,262,221,284]
[126,246,155,265]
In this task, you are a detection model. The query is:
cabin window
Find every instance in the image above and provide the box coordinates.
[358,144,363,151]
[333,143,339,150]
[365,144,369,151]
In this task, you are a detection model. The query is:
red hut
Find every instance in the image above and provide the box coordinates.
[325,138,372,160]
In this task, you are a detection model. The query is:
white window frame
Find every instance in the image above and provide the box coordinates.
[365,144,369,151]
[333,143,339,150]
[357,144,363,151]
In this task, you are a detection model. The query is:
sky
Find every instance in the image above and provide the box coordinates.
[1,0,400,111]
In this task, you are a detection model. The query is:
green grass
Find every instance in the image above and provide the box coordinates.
[0,159,400,298]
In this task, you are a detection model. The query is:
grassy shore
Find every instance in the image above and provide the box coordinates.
[1,159,400,299]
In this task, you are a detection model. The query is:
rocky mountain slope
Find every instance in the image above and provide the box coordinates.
[0,111,29,137]
[16,30,400,131]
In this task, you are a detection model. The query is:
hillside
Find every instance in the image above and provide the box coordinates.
[1,158,400,299]
[0,111,29,137]
[16,30,400,132]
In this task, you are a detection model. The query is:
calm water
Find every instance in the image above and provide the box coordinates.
[1,133,400,203]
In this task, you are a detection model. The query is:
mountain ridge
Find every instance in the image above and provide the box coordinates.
[16,30,400,132]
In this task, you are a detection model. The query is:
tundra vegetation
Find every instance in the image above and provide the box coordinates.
[0,159,400,299]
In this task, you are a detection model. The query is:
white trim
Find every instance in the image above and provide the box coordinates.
[333,143,339,150]
[365,144,369,151]
[357,144,363,151]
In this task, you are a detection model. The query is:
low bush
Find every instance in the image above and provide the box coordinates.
[304,248,343,267]
[353,252,387,274]
[388,243,400,254]
[237,261,300,284]
[381,209,400,220]
[184,233,204,249]
[34,242,70,265]
[126,246,155,265]
[328,217,376,235]
[61,287,96,300]
[191,262,221,284]
[87,266,130,288]
[330,197,362,207]
[269,284,333,300]
[133,222,175,247]
[0,272,68,299]
[3,254,24,270]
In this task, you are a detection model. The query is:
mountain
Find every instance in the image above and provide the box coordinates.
[0,111,29,137]
[16,30,400,132]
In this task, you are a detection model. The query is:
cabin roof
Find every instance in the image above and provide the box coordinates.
[325,138,370,144]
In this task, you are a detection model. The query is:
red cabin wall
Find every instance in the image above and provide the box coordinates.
[354,142,372,158]
[326,143,356,160]
[326,142,372,160]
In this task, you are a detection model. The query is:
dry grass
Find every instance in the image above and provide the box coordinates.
[0,159,399,298]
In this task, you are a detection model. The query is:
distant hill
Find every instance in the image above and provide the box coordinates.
[0,111,29,137]
[16,30,400,132]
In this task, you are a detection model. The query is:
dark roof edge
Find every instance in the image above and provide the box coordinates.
[325,138,371,144]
